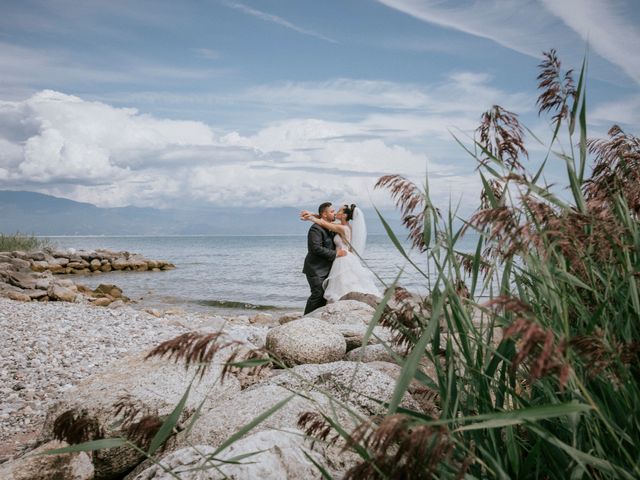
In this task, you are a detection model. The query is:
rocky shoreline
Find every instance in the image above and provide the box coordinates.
[0,249,175,307]
[0,249,440,479]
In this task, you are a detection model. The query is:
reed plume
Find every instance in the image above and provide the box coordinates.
[375,174,438,251]
[476,105,527,171]
[343,414,459,480]
[536,48,575,127]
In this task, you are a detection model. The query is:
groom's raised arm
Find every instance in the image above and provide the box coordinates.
[308,225,336,261]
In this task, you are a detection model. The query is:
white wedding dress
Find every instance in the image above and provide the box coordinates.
[323,226,381,302]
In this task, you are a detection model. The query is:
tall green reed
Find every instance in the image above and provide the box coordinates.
[0,232,52,251]
[313,50,640,479]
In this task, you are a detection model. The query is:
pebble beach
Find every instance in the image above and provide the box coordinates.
[0,298,245,461]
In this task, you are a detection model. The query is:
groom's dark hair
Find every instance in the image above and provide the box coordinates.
[318,202,332,216]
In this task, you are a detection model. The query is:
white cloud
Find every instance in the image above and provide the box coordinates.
[590,94,640,127]
[540,0,640,84]
[242,75,531,116]
[223,1,337,43]
[375,0,565,57]
[0,89,481,209]
[376,0,640,84]
[193,48,221,60]
[0,41,231,100]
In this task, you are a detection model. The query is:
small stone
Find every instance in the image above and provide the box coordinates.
[92,297,112,307]
[249,313,275,325]
[47,284,77,302]
[7,291,31,302]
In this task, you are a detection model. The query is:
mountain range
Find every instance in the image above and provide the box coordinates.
[0,190,403,236]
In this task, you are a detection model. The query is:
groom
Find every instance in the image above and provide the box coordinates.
[302,202,346,315]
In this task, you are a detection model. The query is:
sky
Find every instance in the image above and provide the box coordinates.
[0,0,639,214]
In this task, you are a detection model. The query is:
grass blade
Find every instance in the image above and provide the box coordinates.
[37,438,126,455]
[211,394,294,457]
[148,382,192,455]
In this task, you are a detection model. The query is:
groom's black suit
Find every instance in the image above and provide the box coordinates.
[302,224,336,315]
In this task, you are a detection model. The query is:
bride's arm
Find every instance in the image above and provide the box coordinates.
[301,213,347,236]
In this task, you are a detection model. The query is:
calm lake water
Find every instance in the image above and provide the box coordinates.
[44,234,478,315]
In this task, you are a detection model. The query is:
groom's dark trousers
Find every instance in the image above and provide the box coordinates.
[303,224,336,315]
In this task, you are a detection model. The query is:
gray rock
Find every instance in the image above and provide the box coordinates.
[339,291,381,309]
[27,289,49,300]
[30,260,50,272]
[7,290,31,302]
[94,284,123,298]
[112,258,129,270]
[132,429,325,480]
[272,361,420,415]
[47,284,77,302]
[346,343,402,364]
[0,440,94,480]
[41,350,241,479]
[9,257,31,270]
[6,271,39,290]
[52,257,69,267]
[249,313,275,325]
[365,361,440,415]
[266,318,346,366]
[332,324,392,351]
[307,300,375,326]
[27,251,46,261]
[185,383,362,476]
[277,311,303,324]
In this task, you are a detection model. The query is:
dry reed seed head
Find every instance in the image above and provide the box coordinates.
[124,414,164,449]
[220,346,272,386]
[454,279,470,300]
[585,125,640,213]
[570,332,640,380]
[503,317,571,388]
[112,395,148,426]
[297,411,339,446]
[479,179,504,209]
[145,331,242,379]
[53,409,103,444]
[381,288,433,351]
[476,105,528,171]
[536,49,576,125]
[344,414,457,480]
[375,174,434,251]
[375,175,424,217]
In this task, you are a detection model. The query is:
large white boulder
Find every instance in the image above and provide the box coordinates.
[271,361,420,416]
[332,324,392,351]
[345,343,402,363]
[41,349,241,480]
[183,382,363,477]
[266,318,346,366]
[132,429,326,480]
[306,300,375,326]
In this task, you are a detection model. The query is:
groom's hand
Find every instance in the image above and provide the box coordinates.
[336,249,347,257]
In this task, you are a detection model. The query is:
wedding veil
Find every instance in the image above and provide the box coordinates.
[350,207,367,256]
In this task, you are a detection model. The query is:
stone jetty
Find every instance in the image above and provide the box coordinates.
[0,249,175,307]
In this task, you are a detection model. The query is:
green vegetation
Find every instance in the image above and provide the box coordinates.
[44,50,639,478]
[318,49,640,478]
[0,232,51,252]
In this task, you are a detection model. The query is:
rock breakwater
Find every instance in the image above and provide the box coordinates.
[0,249,175,307]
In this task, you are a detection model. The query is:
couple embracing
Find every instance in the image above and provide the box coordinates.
[301,202,380,315]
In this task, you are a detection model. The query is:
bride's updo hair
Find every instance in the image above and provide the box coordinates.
[342,204,357,221]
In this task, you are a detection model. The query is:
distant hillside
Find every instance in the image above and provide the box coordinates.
[0,191,403,236]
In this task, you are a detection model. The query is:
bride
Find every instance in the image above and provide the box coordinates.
[301,204,381,302]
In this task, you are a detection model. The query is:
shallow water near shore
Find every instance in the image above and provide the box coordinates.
[44,234,478,315]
